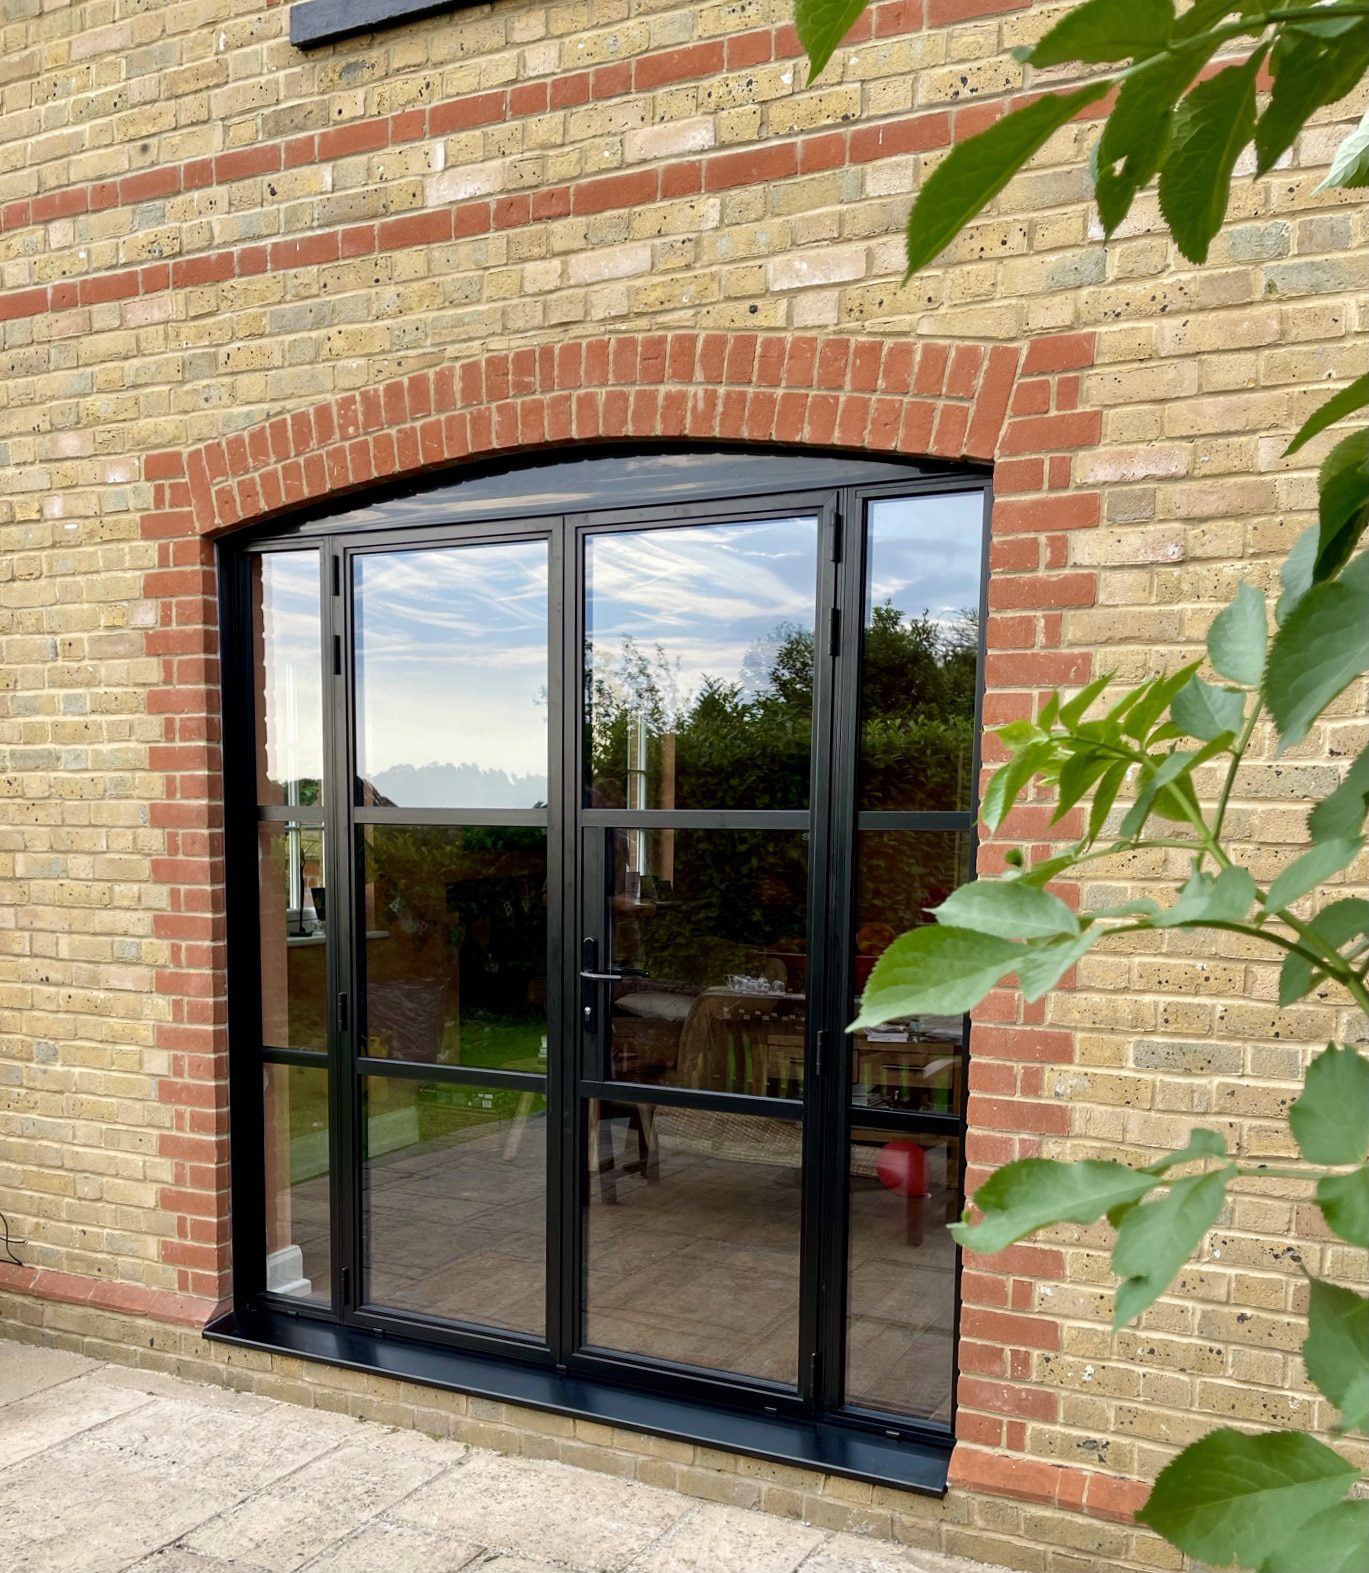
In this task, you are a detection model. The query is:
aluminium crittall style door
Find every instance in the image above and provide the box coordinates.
[225,449,987,1471]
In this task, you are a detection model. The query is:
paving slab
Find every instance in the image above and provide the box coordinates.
[0,1342,97,1405]
[0,1336,1018,1573]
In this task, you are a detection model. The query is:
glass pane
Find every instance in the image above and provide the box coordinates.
[354,541,548,808]
[363,1076,546,1336]
[585,518,819,810]
[359,825,548,1072]
[263,1063,330,1303]
[258,823,328,1053]
[584,1099,800,1384]
[252,551,323,806]
[600,828,808,1096]
[860,494,983,811]
[851,832,970,1113]
[846,1128,959,1422]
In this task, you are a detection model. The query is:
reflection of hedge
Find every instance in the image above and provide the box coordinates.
[588,608,977,812]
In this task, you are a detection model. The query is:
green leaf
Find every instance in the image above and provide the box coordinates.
[1093,37,1222,234]
[1287,374,1369,456]
[1207,580,1267,686]
[1319,101,1369,190]
[1276,524,1319,624]
[1277,898,1369,1005]
[794,0,870,81]
[905,83,1111,275]
[1261,1499,1369,1573]
[1089,758,1132,842]
[1303,1278,1369,1433]
[1315,427,1369,580]
[1171,675,1246,740]
[1256,26,1369,175]
[1120,747,1208,838]
[1017,925,1104,1002]
[1157,51,1264,264]
[949,1158,1160,1255]
[1027,0,1174,67]
[1154,863,1257,928]
[1290,1045,1369,1166]
[1123,661,1202,742]
[1310,748,1369,841]
[1143,1127,1228,1174]
[1112,1169,1230,1327]
[1058,672,1113,728]
[982,740,1055,833]
[1055,745,1118,821]
[852,925,1020,1029]
[1265,836,1363,912]
[932,880,1080,941]
[1136,1428,1359,1565]
[1317,1167,1369,1249]
[1266,550,1369,748]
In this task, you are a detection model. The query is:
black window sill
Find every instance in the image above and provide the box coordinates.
[291,0,468,48]
[205,1306,952,1496]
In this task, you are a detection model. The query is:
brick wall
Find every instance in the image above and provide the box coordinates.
[0,2,1365,1570]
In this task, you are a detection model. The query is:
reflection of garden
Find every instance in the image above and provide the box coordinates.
[360,824,549,1073]
[588,603,977,814]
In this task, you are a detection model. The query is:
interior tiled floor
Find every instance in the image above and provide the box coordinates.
[286,1109,954,1422]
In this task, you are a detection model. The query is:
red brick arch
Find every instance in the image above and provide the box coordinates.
[119,325,1121,1519]
[140,329,1100,539]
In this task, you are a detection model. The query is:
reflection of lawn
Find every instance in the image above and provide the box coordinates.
[281,1032,548,1183]
[443,1012,546,1074]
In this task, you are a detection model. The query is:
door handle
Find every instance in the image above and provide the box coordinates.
[579,968,649,982]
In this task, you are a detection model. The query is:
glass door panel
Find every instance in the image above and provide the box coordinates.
[356,824,549,1071]
[845,1129,960,1421]
[584,1097,802,1383]
[349,536,553,1345]
[584,517,820,811]
[860,493,983,812]
[589,826,810,1097]
[577,512,823,1395]
[850,830,971,1114]
[362,1075,547,1336]
[354,540,549,808]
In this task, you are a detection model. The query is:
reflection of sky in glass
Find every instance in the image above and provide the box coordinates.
[866,494,983,630]
[355,542,548,808]
[258,552,323,799]
[587,517,819,702]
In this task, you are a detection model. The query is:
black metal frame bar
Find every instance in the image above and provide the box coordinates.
[216,447,989,1474]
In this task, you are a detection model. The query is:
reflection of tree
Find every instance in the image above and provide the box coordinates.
[861,602,978,811]
[587,604,978,812]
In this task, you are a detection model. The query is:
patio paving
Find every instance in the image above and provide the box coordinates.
[0,1338,1014,1573]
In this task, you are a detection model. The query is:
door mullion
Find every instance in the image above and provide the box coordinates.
[326,540,361,1322]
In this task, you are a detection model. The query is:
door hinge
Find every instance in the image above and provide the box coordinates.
[340,1266,352,1305]
[828,606,840,657]
[331,555,341,596]
[332,633,342,675]
[815,1028,829,1077]
[337,991,349,1033]
[809,1350,821,1393]
[831,511,843,563]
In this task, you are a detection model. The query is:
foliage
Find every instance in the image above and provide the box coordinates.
[795,2,1369,1567]
[797,0,1369,271]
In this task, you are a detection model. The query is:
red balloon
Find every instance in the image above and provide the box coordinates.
[875,1139,929,1198]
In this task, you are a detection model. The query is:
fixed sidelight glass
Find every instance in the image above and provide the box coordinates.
[226,451,987,1460]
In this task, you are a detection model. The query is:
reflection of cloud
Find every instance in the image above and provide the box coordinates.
[867,495,982,628]
[355,541,550,784]
[587,518,818,695]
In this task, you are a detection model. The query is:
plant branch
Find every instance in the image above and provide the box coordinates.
[1211,695,1262,846]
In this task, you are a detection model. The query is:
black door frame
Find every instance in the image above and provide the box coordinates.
[217,447,989,1464]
